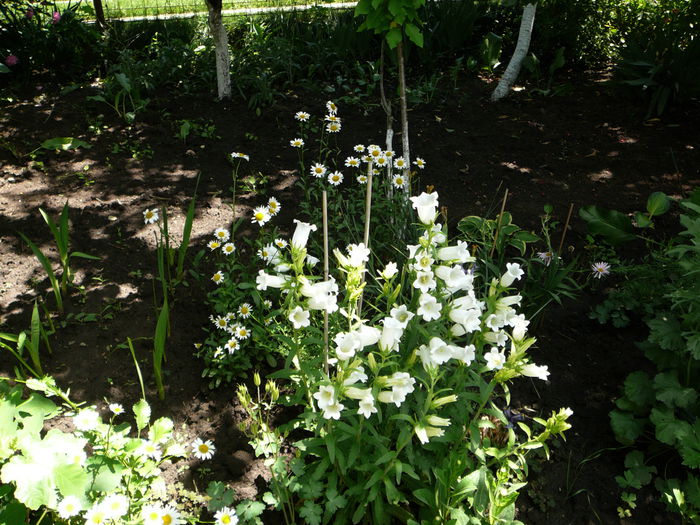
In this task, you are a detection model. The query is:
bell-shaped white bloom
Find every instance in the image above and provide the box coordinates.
[417,293,442,321]
[448,307,481,333]
[292,219,317,249]
[356,324,381,347]
[428,337,452,365]
[306,254,320,267]
[357,396,378,419]
[500,262,525,287]
[497,294,522,308]
[288,306,310,329]
[386,371,416,397]
[521,363,550,381]
[322,401,344,420]
[390,305,415,327]
[380,261,398,280]
[436,241,474,264]
[274,263,292,273]
[435,265,473,293]
[412,250,434,272]
[334,331,362,361]
[343,366,368,385]
[484,330,508,347]
[485,312,507,331]
[345,387,371,400]
[378,390,405,407]
[379,317,404,352]
[410,192,439,224]
[313,385,336,410]
[450,344,475,365]
[347,242,371,267]
[452,292,485,312]
[451,324,467,337]
[256,270,288,290]
[413,271,437,293]
[301,278,339,313]
[484,347,506,370]
[511,314,530,341]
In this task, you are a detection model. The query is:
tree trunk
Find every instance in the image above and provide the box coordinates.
[93,0,107,30]
[396,41,410,178]
[205,0,231,99]
[491,2,537,102]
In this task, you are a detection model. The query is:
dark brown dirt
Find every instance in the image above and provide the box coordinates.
[1,71,698,524]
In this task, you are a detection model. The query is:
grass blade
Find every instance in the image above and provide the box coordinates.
[0,332,39,378]
[176,174,200,281]
[29,301,44,376]
[127,337,146,400]
[153,299,169,401]
[70,251,100,260]
[18,232,63,314]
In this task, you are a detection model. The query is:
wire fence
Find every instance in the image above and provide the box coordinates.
[55,0,353,19]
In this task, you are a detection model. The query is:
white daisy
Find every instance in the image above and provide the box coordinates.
[251,206,271,226]
[267,197,281,216]
[143,208,159,225]
[214,228,230,242]
[310,163,327,178]
[413,157,426,169]
[237,303,253,318]
[207,240,221,251]
[192,438,216,460]
[214,506,239,525]
[289,138,304,148]
[211,271,225,285]
[294,111,310,121]
[222,242,236,256]
[230,152,249,161]
[328,171,343,186]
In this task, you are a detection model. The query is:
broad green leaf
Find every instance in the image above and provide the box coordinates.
[579,205,635,245]
[206,481,235,512]
[299,500,323,525]
[148,417,174,444]
[88,456,124,492]
[646,192,671,217]
[610,410,645,444]
[40,137,92,151]
[17,393,58,435]
[650,407,691,445]
[325,487,347,514]
[54,462,89,498]
[133,399,151,432]
[654,372,698,408]
[623,371,655,410]
[679,422,700,469]
[0,501,26,524]
[404,23,424,48]
[647,316,685,351]
[386,27,402,49]
[634,211,653,228]
[1,456,56,510]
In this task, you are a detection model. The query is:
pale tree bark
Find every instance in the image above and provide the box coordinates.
[491,2,537,102]
[396,41,410,177]
[205,0,231,99]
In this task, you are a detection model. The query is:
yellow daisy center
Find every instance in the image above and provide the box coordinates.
[222,516,231,524]
[162,515,173,525]
[198,444,209,453]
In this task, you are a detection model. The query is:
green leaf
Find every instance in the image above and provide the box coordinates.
[623,371,655,410]
[678,422,700,469]
[404,23,423,48]
[634,211,653,228]
[647,316,685,351]
[88,456,124,492]
[326,487,347,514]
[654,372,698,408]
[0,501,26,524]
[70,251,100,260]
[299,500,323,525]
[385,27,402,49]
[54,462,89,498]
[579,205,635,245]
[207,481,235,512]
[148,417,174,443]
[646,192,671,217]
[133,399,151,432]
[236,500,265,521]
[610,410,645,445]
[40,137,92,151]
[650,407,691,446]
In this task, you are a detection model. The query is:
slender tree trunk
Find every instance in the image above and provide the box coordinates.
[491,2,537,102]
[396,40,410,177]
[205,0,231,99]
[379,42,394,198]
[93,0,107,30]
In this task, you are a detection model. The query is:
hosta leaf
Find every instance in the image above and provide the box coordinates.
[579,205,635,245]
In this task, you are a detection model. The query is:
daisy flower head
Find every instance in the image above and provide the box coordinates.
[345,156,361,168]
[537,251,553,266]
[325,114,341,123]
[212,271,225,285]
[207,240,221,251]
[222,242,236,256]
[326,100,338,114]
[310,163,327,178]
[230,152,250,161]
[328,171,343,186]
[212,315,229,330]
[374,156,388,168]
[84,505,107,524]
[267,197,281,216]
[413,157,426,169]
[237,303,253,318]
[591,261,611,279]
[392,173,408,189]
[215,507,239,525]
[354,144,366,153]
[139,440,162,460]
[160,505,183,525]
[224,338,239,354]
[143,208,159,225]
[251,205,271,226]
[326,121,342,133]
[274,238,287,249]
[57,495,82,519]
[384,150,395,158]
[263,299,273,309]
[73,407,101,432]
[290,138,304,148]
[357,174,368,184]
[393,156,408,170]
[368,145,382,159]
[294,111,310,122]
[192,437,216,460]
[108,403,124,416]
[101,494,129,519]
[141,504,164,525]
[233,324,250,340]
[214,227,230,242]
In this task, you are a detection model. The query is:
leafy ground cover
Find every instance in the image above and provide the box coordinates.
[0,69,699,523]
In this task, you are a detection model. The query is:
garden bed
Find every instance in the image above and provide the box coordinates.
[1,71,698,523]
